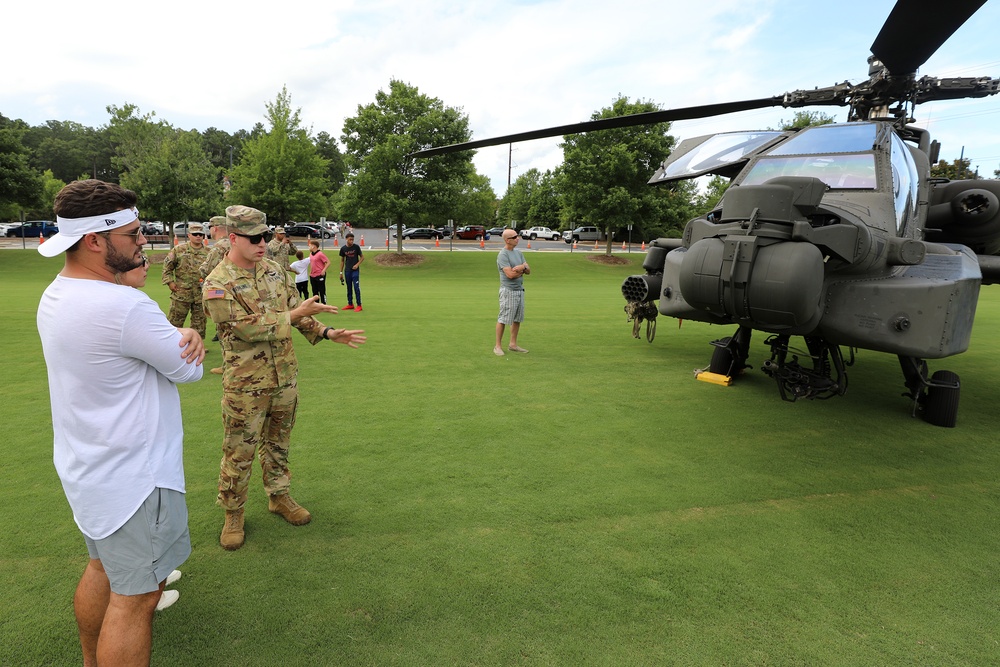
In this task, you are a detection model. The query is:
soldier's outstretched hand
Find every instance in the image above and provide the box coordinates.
[291,295,338,322]
[328,328,367,348]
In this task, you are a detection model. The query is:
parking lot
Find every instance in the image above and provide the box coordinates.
[302,228,644,254]
[2,227,648,254]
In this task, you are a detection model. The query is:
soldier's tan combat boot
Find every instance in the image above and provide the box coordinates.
[220,509,245,550]
[268,494,312,525]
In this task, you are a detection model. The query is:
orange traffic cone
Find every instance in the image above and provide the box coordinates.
[435,237,440,247]
[479,238,485,249]
[385,237,389,248]
[360,235,365,246]
[593,239,599,250]
[641,241,646,250]
[39,233,44,245]
[334,237,339,247]
[174,236,180,245]
[526,240,531,249]
[572,241,577,249]
[621,241,626,250]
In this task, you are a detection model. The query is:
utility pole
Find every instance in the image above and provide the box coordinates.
[508,144,512,191]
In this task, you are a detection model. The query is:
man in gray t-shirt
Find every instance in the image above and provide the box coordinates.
[494,229,531,356]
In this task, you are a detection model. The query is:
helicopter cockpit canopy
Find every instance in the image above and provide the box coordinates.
[740,123,879,191]
[649,131,784,184]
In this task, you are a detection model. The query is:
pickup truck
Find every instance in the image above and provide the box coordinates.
[519,226,561,241]
[562,226,603,243]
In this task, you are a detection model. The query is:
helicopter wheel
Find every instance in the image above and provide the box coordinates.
[922,370,960,428]
[709,337,736,376]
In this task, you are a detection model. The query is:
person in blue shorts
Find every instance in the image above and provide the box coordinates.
[37,179,205,665]
[494,229,531,356]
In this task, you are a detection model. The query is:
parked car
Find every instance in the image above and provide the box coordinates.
[519,226,561,241]
[562,225,603,243]
[142,221,165,235]
[7,220,58,237]
[171,222,194,237]
[453,225,489,240]
[400,227,444,240]
[486,226,509,236]
[284,223,333,239]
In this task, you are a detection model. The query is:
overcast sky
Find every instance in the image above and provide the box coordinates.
[4,0,999,195]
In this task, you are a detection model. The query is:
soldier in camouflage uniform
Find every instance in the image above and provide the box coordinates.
[203,205,366,551]
[162,222,209,339]
[201,216,231,374]
[266,226,297,271]
[200,216,231,280]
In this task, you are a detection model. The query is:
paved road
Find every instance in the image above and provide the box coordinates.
[290,228,646,254]
[1,229,649,255]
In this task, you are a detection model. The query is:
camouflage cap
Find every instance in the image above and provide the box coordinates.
[275,226,286,234]
[225,205,268,235]
[209,215,227,227]
[188,222,204,234]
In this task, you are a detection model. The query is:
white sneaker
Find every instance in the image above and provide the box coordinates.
[156,589,179,611]
[165,570,182,587]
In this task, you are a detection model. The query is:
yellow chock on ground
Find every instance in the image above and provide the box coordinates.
[695,371,733,386]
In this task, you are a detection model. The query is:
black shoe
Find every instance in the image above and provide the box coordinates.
[212,334,219,341]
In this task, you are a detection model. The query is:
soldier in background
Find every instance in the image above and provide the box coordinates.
[200,216,230,375]
[266,226,297,271]
[200,216,231,280]
[162,222,209,340]
[203,205,366,551]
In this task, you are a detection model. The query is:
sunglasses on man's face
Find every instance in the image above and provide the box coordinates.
[189,233,205,237]
[236,231,273,245]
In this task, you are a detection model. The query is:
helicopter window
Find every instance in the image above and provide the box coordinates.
[741,153,877,189]
[660,131,783,179]
[768,123,878,156]
[889,133,919,234]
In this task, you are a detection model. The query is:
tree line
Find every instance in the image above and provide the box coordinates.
[4,82,868,253]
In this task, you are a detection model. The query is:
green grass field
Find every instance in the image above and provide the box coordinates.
[2,248,998,666]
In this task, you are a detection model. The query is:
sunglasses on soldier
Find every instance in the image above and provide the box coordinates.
[235,231,273,245]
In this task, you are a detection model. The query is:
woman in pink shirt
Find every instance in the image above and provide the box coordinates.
[308,240,331,304]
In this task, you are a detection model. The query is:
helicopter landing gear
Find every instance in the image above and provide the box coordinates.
[708,326,753,377]
[760,335,850,401]
[899,356,961,427]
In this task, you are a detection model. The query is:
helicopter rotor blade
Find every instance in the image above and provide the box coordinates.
[870,0,986,75]
[410,97,784,158]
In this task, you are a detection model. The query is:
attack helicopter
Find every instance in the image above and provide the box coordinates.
[413,0,1000,427]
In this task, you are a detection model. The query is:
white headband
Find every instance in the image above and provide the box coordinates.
[40,207,141,258]
[55,207,140,235]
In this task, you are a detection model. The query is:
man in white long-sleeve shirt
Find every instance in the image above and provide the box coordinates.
[37,179,205,667]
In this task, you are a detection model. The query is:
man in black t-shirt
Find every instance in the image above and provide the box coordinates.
[339,233,364,311]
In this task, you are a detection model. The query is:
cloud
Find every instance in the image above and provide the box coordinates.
[4,0,999,190]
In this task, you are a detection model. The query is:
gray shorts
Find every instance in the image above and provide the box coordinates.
[84,487,191,596]
[498,287,524,325]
